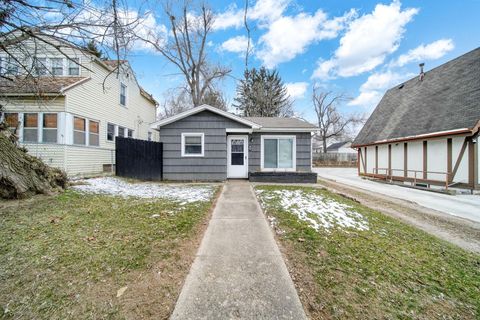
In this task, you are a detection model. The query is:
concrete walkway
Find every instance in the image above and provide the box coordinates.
[171,180,306,320]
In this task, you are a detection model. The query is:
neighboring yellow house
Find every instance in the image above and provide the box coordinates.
[0,36,158,176]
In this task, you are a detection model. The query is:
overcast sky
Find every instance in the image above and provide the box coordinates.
[124,0,480,122]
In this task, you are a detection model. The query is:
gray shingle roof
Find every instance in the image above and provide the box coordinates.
[327,141,350,151]
[243,117,317,129]
[353,47,480,146]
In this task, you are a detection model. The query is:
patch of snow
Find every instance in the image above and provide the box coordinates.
[72,177,215,203]
[256,189,369,232]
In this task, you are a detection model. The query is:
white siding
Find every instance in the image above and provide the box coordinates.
[452,136,469,183]
[2,96,65,112]
[65,145,115,176]
[359,148,365,174]
[23,143,66,169]
[377,145,388,174]
[391,143,404,175]
[427,139,447,181]
[65,61,158,150]
[366,146,375,174]
[477,136,480,185]
[1,38,158,177]
[407,141,423,178]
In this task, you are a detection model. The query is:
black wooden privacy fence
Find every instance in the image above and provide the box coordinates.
[115,137,163,180]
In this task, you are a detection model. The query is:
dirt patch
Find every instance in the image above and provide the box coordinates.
[317,178,480,253]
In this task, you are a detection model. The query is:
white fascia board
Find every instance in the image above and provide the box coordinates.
[254,127,319,132]
[150,104,261,129]
[226,128,253,133]
[61,77,91,93]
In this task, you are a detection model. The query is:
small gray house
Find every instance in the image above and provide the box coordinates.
[150,105,318,182]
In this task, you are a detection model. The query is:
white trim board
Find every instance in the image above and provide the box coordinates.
[181,132,205,157]
[150,104,261,130]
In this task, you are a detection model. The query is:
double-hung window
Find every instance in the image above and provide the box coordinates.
[5,57,19,75]
[73,116,86,145]
[68,58,80,75]
[261,135,296,171]
[127,129,133,138]
[107,123,115,141]
[147,131,152,141]
[4,113,19,134]
[120,83,127,106]
[23,113,38,142]
[34,57,47,76]
[51,58,63,75]
[42,113,57,143]
[117,126,125,137]
[181,133,204,157]
[89,120,100,146]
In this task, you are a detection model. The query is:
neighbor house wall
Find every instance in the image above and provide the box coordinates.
[66,59,158,144]
[248,132,312,173]
[358,133,475,188]
[159,110,249,181]
[1,42,157,177]
[391,143,404,176]
[366,146,375,174]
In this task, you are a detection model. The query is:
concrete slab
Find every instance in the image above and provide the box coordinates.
[171,180,306,320]
[197,218,281,257]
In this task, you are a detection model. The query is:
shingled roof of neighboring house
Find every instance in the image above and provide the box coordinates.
[0,76,89,95]
[243,116,317,128]
[353,47,480,147]
[327,141,351,151]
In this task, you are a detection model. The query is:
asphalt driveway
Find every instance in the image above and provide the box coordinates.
[313,167,480,223]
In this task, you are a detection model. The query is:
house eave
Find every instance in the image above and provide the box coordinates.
[352,126,477,148]
[254,127,319,132]
[150,104,261,129]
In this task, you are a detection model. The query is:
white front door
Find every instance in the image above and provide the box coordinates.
[227,135,248,178]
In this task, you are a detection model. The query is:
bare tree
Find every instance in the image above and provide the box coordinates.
[144,1,230,106]
[158,89,193,119]
[312,85,365,153]
[0,0,147,198]
[0,0,147,84]
[159,86,228,119]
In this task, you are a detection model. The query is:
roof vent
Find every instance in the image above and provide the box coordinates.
[398,84,404,89]
[419,62,425,81]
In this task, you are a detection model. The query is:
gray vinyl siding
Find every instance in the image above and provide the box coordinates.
[159,110,249,181]
[248,132,312,173]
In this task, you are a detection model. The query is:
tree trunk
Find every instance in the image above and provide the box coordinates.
[0,126,67,199]
[322,138,328,154]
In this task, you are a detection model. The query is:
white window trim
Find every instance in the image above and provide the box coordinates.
[181,132,204,157]
[73,116,87,146]
[260,135,296,172]
[120,83,127,107]
[88,119,100,146]
[22,113,39,143]
[41,113,58,143]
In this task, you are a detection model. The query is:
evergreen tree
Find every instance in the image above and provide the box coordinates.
[200,89,228,111]
[234,67,293,117]
[85,40,104,59]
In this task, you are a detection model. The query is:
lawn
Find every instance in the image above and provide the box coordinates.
[255,185,480,320]
[0,180,219,319]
